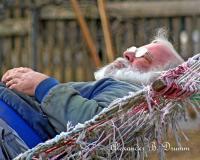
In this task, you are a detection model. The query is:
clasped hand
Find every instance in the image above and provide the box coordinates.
[1,67,49,96]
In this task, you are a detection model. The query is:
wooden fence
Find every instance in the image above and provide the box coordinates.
[0,0,200,82]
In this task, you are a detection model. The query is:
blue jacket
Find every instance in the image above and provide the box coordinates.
[35,78,142,133]
[0,78,142,137]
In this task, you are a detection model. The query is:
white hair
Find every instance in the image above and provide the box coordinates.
[152,28,184,69]
[94,29,184,85]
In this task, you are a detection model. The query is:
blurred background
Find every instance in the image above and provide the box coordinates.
[0,0,199,82]
[0,0,199,159]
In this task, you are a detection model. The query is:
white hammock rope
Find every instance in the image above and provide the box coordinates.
[15,54,200,160]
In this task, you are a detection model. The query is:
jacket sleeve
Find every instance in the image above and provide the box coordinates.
[39,84,103,133]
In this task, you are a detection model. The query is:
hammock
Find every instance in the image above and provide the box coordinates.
[15,54,200,160]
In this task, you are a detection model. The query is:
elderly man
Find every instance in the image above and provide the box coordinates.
[1,34,183,137]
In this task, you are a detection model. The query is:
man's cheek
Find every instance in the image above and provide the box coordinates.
[133,61,151,72]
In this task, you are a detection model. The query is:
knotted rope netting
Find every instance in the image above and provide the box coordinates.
[15,54,200,160]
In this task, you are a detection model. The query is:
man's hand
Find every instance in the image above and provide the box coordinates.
[1,67,49,96]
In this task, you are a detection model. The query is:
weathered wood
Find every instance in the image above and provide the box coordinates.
[0,18,30,36]
[40,4,99,20]
[180,29,189,59]
[70,0,101,68]
[3,37,12,70]
[125,20,134,48]
[31,8,40,70]
[21,35,30,67]
[57,21,66,82]
[98,0,115,62]
[1,1,200,36]
[112,20,122,57]
[172,17,181,53]
[47,21,55,77]
[107,1,200,18]
[1,0,199,82]
[67,21,77,81]
[137,18,145,45]
[87,20,98,80]
[0,38,3,76]
[39,1,200,20]
[185,17,194,58]
[192,18,200,54]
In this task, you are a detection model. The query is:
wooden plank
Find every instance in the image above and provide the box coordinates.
[57,21,66,82]
[37,22,44,71]
[14,36,22,66]
[62,21,72,82]
[107,1,200,18]
[192,17,200,54]
[172,17,181,53]
[70,0,101,68]
[26,34,31,67]
[39,1,200,20]
[180,19,189,60]
[1,1,199,37]
[0,18,30,36]
[95,20,107,64]
[137,18,145,45]
[45,21,55,76]
[14,1,22,67]
[125,20,135,48]
[85,20,96,80]
[112,20,123,57]
[67,21,77,81]
[75,24,86,81]
[144,18,156,44]
[53,21,62,81]
[98,0,115,62]
[119,21,130,55]
[3,37,12,70]
[21,35,30,67]
[0,38,4,76]
[185,17,193,58]
[40,4,99,20]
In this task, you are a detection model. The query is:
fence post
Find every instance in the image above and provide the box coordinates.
[31,6,40,71]
[98,0,115,62]
[0,38,3,76]
[70,0,101,68]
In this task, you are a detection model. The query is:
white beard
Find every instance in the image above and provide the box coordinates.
[94,58,162,86]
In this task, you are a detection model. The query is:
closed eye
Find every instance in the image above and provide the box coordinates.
[142,51,153,63]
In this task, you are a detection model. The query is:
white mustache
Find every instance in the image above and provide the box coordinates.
[94,59,162,85]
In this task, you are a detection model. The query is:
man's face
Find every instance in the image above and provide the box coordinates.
[95,41,175,85]
[123,42,176,72]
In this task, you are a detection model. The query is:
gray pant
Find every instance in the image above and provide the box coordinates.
[0,119,28,159]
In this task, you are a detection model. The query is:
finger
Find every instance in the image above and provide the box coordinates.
[9,83,19,90]
[4,74,22,83]
[2,68,19,82]
[1,69,12,82]
[6,79,19,88]
[2,67,33,82]
[9,83,26,94]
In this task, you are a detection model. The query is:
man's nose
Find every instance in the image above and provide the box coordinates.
[123,51,135,62]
